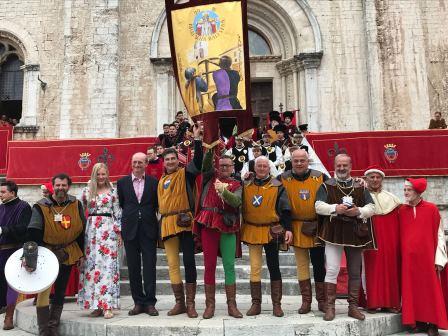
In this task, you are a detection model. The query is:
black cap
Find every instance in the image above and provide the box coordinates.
[283,111,294,119]
[273,124,287,133]
[269,111,281,123]
[298,124,308,132]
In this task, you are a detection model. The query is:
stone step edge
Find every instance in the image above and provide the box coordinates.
[15,300,405,336]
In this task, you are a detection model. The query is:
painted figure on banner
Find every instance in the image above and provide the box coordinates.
[212,55,242,111]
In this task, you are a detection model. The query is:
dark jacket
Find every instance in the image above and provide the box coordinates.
[117,174,159,241]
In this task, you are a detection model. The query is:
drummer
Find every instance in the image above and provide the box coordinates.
[0,180,32,330]
[27,173,86,335]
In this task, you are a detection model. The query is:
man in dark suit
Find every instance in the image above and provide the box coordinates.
[117,152,159,316]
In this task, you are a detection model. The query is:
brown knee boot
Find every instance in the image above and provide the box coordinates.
[225,284,243,318]
[298,279,312,314]
[347,281,365,320]
[271,280,284,317]
[202,284,215,319]
[36,306,50,336]
[48,304,63,336]
[185,282,198,318]
[167,283,187,316]
[3,304,15,330]
[246,281,262,316]
[315,282,326,312]
[323,282,337,321]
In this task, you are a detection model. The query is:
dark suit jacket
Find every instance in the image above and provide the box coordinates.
[117,174,159,241]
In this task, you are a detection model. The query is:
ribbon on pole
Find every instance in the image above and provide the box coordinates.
[165,0,253,147]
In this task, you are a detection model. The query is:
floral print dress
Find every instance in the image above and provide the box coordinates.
[78,187,122,311]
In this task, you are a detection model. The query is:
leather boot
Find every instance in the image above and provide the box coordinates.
[185,282,198,318]
[323,282,337,321]
[167,283,187,316]
[271,280,284,317]
[36,306,50,336]
[202,284,215,319]
[298,279,312,314]
[347,281,365,321]
[3,304,15,330]
[48,304,63,336]
[225,284,243,318]
[246,281,262,316]
[427,324,440,336]
[315,282,326,313]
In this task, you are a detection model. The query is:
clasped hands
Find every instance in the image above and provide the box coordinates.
[335,204,360,217]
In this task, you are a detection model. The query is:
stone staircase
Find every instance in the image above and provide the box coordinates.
[120,245,311,295]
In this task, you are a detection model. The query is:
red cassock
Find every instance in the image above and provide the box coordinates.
[399,200,448,329]
[363,207,401,309]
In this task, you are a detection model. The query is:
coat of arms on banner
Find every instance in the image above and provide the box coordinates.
[299,189,310,200]
[78,152,91,171]
[163,179,171,190]
[384,144,398,163]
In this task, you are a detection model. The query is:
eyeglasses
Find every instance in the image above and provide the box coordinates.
[219,164,234,168]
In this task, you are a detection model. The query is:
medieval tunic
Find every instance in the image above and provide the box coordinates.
[399,200,448,329]
[316,179,376,248]
[362,190,401,309]
[280,169,324,248]
[0,197,31,306]
[158,140,202,241]
[29,196,85,265]
[241,177,292,245]
[195,176,241,234]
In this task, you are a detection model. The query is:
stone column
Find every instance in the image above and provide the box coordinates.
[152,58,174,135]
[19,64,40,126]
[295,52,323,132]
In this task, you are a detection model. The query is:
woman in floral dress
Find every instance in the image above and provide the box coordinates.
[78,163,122,319]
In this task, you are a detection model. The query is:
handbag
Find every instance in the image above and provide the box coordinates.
[269,223,285,241]
[354,219,369,238]
[177,212,192,228]
[222,212,237,227]
[301,220,318,237]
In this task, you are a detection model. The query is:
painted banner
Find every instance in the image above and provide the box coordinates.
[0,124,13,175]
[306,130,448,177]
[7,137,157,185]
[165,0,252,147]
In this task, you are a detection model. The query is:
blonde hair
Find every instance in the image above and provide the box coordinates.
[88,163,112,201]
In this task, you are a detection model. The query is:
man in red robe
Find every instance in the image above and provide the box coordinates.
[362,166,401,313]
[146,146,164,180]
[399,178,448,336]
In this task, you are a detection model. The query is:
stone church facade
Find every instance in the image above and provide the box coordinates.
[0,0,447,224]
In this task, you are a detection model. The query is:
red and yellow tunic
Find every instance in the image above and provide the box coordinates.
[280,170,323,248]
[158,168,192,240]
[241,178,281,245]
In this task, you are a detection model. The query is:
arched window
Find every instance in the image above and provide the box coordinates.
[0,40,24,124]
[248,29,272,56]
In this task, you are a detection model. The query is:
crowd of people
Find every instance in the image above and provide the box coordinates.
[0,114,19,127]
[0,116,447,336]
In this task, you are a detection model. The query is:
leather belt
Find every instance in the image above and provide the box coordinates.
[160,209,190,218]
[88,213,112,217]
[0,243,21,251]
